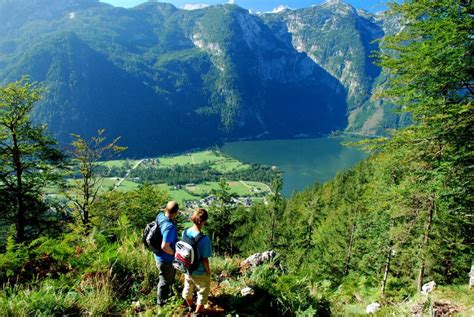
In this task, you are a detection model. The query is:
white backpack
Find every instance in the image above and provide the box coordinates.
[173,229,205,273]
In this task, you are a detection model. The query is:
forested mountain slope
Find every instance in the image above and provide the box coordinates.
[0,0,402,155]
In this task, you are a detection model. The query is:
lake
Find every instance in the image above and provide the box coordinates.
[221,137,368,196]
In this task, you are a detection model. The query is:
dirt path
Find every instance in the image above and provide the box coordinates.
[113,159,144,190]
[239,180,251,189]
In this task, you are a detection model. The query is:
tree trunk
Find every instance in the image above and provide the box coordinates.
[417,196,434,293]
[343,223,356,276]
[381,247,392,295]
[12,133,25,242]
[270,209,276,248]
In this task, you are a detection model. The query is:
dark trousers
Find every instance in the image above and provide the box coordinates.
[156,261,176,305]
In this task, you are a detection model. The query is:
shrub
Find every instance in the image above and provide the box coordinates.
[0,231,29,284]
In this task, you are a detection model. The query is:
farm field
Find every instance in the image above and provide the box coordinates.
[53,150,273,206]
[143,150,249,173]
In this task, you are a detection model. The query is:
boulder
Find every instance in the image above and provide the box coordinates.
[366,302,381,314]
[240,250,276,269]
[421,281,436,295]
[241,286,255,297]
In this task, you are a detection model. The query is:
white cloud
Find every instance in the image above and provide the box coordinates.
[228,0,236,4]
[182,3,210,10]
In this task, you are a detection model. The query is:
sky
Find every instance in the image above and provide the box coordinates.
[100,0,391,13]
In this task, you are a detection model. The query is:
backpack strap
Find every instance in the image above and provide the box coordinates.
[182,230,205,259]
[193,232,205,244]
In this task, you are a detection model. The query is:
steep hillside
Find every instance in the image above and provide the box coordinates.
[263,0,406,135]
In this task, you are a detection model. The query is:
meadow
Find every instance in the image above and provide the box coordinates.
[94,150,271,205]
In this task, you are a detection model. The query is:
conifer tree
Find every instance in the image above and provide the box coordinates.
[0,78,65,242]
[378,0,473,291]
[208,179,238,255]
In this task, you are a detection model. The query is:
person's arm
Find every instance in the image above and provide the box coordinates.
[161,242,174,256]
[160,224,176,256]
[202,258,211,276]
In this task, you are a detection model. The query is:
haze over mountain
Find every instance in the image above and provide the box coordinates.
[0,0,405,156]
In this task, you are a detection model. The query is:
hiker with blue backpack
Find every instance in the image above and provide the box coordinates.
[154,201,179,306]
[175,208,212,314]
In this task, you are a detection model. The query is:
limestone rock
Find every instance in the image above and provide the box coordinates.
[240,250,277,269]
[241,286,255,297]
[366,302,381,314]
[421,281,436,295]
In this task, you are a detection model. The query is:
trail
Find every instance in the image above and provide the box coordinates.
[240,180,273,195]
[239,180,251,189]
[113,159,144,190]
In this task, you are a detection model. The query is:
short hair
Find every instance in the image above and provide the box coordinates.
[166,201,179,214]
[191,208,208,225]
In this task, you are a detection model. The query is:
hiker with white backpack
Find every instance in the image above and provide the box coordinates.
[175,208,212,314]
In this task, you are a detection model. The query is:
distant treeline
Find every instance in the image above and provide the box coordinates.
[129,163,279,185]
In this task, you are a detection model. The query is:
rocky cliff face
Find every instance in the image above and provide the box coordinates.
[262,0,404,135]
[0,0,403,155]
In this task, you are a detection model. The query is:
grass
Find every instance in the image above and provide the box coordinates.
[100,159,138,168]
[211,160,247,173]
[332,285,474,316]
[179,181,269,198]
[227,181,252,196]
[144,150,250,174]
[156,184,201,205]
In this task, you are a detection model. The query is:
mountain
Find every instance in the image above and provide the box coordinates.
[262,0,408,134]
[0,0,403,156]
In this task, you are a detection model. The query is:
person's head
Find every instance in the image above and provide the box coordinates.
[191,208,208,228]
[165,201,179,220]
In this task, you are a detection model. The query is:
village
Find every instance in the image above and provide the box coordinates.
[183,195,255,210]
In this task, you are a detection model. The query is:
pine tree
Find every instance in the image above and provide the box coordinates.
[377,0,473,290]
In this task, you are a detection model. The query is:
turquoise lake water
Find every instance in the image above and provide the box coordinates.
[221,137,368,196]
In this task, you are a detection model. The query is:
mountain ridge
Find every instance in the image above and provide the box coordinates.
[0,0,403,156]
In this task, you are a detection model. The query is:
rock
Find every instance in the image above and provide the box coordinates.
[366,302,381,314]
[240,250,277,269]
[469,264,474,289]
[421,281,436,295]
[410,301,424,317]
[241,286,255,297]
[432,301,459,316]
[131,301,142,313]
[411,300,459,317]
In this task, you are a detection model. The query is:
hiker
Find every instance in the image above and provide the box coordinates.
[182,208,212,314]
[155,201,179,306]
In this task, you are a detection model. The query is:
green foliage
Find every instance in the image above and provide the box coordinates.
[0,77,66,242]
[91,184,168,234]
[67,129,126,229]
[207,179,240,255]
[131,162,277,186]
[0,228,29,283]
